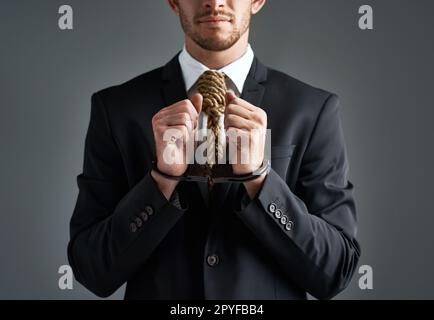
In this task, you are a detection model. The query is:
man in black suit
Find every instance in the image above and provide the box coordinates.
[68,0,360,299]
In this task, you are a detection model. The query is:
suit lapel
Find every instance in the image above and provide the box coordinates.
[162,51,188,107]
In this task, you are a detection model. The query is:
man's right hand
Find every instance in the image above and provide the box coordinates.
[151,94,202,199]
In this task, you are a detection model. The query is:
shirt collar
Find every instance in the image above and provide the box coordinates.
[178,43,255,95]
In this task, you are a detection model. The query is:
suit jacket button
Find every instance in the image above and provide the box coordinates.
[268,203,277,213]
[274,209,282,219]
[134,217,143,228]
[285,221,294,231]
[140,211,149,222]
[280,215,288,225]
[144,205,154,216]
[129,222,137,233]
[207,254,219,267]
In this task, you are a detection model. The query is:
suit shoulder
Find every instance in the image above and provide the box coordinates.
[266,67,336,102]
[93,66,164,103]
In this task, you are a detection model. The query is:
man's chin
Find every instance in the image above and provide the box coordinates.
[200,44,233,51]
[195,38,238,52]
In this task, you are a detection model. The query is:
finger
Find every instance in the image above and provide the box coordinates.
[160,111,196,122]
[226,93,256,112]
[226,126,250,140]
[225,102,252,119]
[190,93,202,130]
[224,114,257,131]
[166,101,198,122]
[163,114,194,132]
[190,93,203,114]
[225,90,237,105]
[226,127,251,152]
[167,110,199,130]
[162,125,190,145]
[156,99,199,123]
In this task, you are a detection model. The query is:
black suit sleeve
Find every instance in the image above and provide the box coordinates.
[236,94,360,300]
[67,93,187,297]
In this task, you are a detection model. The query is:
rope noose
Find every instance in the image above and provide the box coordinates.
[196,70,227,190]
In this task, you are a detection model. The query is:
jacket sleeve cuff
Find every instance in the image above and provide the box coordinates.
[111,171,188,256]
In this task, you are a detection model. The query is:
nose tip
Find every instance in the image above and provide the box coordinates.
[205,0,225,9]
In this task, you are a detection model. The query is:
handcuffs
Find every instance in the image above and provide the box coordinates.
[152,159,271,183]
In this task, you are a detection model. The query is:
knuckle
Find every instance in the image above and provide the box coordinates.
[152,119,160,130]
[253,111,266,126]
[180,102,193,115]
[251,113,260,123]
[230,97,239,104]
[155,125,165,136]
[228,103,237,112]
[182,99,192,108]
[183,112,190,122]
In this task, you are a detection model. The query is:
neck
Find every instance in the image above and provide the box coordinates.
[185,31,249,70]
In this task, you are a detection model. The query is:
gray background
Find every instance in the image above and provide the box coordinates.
[1,0,433,299]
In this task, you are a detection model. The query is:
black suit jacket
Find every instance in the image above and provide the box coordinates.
[68,52,360,300]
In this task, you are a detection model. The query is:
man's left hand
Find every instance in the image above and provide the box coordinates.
[224,91,268,199]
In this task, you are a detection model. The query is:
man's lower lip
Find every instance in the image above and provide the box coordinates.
[200,20,230,24]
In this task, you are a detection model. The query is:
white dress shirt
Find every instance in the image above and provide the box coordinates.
[178,43,255,98]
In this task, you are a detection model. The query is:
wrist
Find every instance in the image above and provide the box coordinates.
[151,170,179,200]
[243,173,267,200]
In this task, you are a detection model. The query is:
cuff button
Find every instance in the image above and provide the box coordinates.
[285,221,294,231]
[140,211,149,222]
[129,222,137,233]
[135,217,143,228]
[144,205,154,216]
[274,209,282,219]
[207,254,220,267]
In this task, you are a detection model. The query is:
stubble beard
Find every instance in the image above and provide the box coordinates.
[178,8,251,52]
